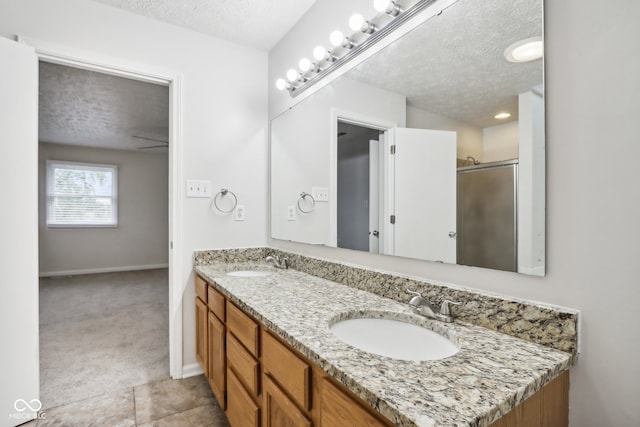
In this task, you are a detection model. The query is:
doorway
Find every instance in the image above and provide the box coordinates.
[336,121,382,253]
[37,60,172,409]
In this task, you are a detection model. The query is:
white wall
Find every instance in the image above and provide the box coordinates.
[483,121,519,162]
[0,0,267,372]
[38,143,169,276]
[268,0,640,426]
[406,105,483,161]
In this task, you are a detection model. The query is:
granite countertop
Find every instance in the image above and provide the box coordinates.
[195,262,573,427]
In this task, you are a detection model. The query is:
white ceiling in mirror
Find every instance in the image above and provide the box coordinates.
[90,0,318,50]
[39,61,169,151]
[346,0,542,128]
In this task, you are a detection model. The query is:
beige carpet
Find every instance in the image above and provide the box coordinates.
[39,269,170,410]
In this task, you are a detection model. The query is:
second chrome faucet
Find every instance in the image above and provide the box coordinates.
[406,289,460,323]
[265,255,288,269]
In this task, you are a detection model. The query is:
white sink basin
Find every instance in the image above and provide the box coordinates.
[330,317,458,361]
[226,270,272,278]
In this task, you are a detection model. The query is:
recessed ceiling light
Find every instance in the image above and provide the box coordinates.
[504,36,543,63]
[495,112,511,119]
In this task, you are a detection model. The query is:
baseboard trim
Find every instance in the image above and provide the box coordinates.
[182,363,204,379]
[39,264,169,277]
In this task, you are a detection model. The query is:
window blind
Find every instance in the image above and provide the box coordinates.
[46,160,118,227]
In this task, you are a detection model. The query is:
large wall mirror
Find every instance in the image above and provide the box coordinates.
[271,0,545,276]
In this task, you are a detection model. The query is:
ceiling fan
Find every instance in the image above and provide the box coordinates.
[132,134,168,149]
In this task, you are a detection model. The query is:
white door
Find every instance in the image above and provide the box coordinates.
[368,139,380,253]
[391,127,456,263]
[0,38,40,426]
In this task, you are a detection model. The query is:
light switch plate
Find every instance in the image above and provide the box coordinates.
[186,180,211,198]
[312,187,329,202]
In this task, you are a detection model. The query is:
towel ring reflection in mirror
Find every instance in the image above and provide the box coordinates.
[298,192,315,213]
[213,188,238,213]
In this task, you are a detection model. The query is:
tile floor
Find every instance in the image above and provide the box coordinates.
[22,375,229,427]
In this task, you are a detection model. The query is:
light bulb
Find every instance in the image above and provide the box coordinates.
[349,14,365,32]
[374,0,400,16]
[286,68,298,82]
[276,79,287,90]
[275,78,287,91]
[313,45,326,61]
[299,57,311,72]
[494,112,511,119]
[330,30,344,47]
[373,0,391,12]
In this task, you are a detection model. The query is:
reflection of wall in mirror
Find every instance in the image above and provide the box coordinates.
[270,76,406,245]
[406,106,520,163]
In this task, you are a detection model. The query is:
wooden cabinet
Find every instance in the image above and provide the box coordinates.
[262,331,311,411]
[227,367,260,427]
[320,378,386,427]
[489,371,569,427]
[227,301,260,357]
[208,286,226,321]
[195,296,208,376]
[195,274,568,427]
[227,332,260,396]
[263,374,312,427]
[208,311,226,409]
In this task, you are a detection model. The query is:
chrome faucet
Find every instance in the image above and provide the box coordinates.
[265,255,288,269]
[406,289,461,323]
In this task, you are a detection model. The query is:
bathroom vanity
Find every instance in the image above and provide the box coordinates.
[193,249,575,427]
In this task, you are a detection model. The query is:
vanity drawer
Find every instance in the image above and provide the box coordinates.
[226,301,260,357]
[227,332,260,396]
[195,275,207,302]
[227,367,260,427]
[262,330,311,411]
[207,286,225,321]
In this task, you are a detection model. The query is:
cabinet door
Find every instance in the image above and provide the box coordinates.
[195,297,208,376]
[227,368,260,427]
[263,375,312,427]
[321,378,386,427]
[207,311,226,409]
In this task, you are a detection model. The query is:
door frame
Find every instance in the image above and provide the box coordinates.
[329,109,396,249]
[19,36,185,379]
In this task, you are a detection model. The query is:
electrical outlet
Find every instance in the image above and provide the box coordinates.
[287,206,296,221]
[186,180,211,198]
[312,187,329,202]
[234,205,245,221]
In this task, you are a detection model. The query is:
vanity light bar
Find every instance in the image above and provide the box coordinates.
[276,0,437,98]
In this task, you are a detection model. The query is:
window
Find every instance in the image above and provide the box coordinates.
[46,160,118,228]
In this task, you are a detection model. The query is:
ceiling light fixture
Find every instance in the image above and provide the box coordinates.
[275,0,437,97]
[504,36,543,63]
[494,112,511,119]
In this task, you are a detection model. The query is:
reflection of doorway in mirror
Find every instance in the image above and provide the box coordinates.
[336,121,382,253]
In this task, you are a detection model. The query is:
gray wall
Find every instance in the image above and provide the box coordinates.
[268,0,640,425]
[39,143,168,275]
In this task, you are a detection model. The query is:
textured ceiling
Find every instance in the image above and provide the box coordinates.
[39,62,169,151]
[346,0,543,128]
[90,0,318,50]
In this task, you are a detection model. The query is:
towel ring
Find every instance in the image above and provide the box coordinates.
[213,188,237,213]
[297,192,315,213]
